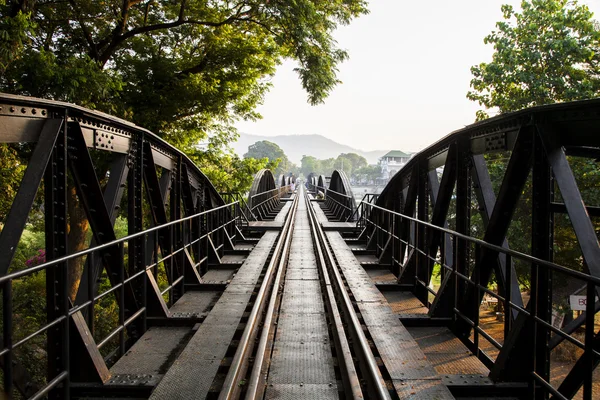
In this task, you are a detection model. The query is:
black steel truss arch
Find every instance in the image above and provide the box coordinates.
[326,170,357,221]
[0,93,245,398]
[317,174,326,190]
[362,98,600,399]
[247,169,289,220]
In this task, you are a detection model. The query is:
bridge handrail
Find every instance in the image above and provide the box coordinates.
[249,185,291,213]
[221,192,257,222]
[0,200,246,399]
[359,200,600,381]
[348,193,379,222]
[361,201,600,284]
[0,201,239,284]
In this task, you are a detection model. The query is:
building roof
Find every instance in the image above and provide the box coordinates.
[382,150,410,158]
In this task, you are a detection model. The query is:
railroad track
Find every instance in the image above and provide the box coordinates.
[216,184,398,399]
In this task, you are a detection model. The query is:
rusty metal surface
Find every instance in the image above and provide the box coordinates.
[148,230,279,399]
[246,221,285,231]
[265,384,338,399]
[325,231,454,399]
[265,193,338,399]
[408,327,489,375]
[168,291,220,315]
[383,291,430,316]
[110,327,190,378]
[321,221,358,232]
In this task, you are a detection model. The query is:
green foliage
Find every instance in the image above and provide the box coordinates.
[300,152,369,179]
[244,140,298,177]
[354,164,382,183]
[468,1,600,293]
[467,0,600,116]
[0,1,33,73]
[0,0,368,194]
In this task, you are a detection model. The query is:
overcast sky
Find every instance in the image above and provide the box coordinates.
[235,0,600,153]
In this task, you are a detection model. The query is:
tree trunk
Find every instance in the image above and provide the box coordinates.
[67,184,89,301]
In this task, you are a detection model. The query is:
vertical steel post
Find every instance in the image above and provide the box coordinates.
[531,129,553,399]
[44,115,69,399]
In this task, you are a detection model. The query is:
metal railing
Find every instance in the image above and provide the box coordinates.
[318,187,356,222]
[0,201,245,398]
[221,192,257,224]
[351,193,379,222]
[359,201,599,400]
[249,186,291,220]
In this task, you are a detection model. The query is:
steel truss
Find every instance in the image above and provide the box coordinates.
[360,99,600,399]
[0,94,246,398]
[247,169,290,220]
[308,169,356,221]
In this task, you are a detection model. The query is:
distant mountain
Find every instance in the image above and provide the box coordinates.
[232,133,389,164]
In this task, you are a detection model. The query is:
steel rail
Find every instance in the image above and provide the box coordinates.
[304,186,364,399]
[307,190,391,399]
[218,193,299,400]
[244,190,299,399]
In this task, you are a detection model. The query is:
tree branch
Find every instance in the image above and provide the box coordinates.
[68,0,99,59]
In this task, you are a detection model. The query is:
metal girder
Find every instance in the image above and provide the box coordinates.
[396,165,419,284]
[537,124,600,278]
[0,119,63,275]
[68,123,143,315]
[75,154,130,313]
[44,119,69,399]
[427,145,458,318]
[457,127,534,338]
[470,154,524,320]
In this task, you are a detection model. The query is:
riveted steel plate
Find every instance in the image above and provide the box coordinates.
[268,342,337,384]
[265,383,339,399]
[442,374,492,386]
[420,352,489,376]
[220,254,247,264]
[392,379,454,399]
[106,373,161,387]
[275,312,329,343]
[169,291,220,315]
[281,293,325,314]
[202,268,236,281]
[383,291,429,315]
[383,359,439,380]
[408,327,472,354]
[407,327,489,375]
[150,229,280,399]
[283,278,321,294]
[110,327,190,376]
[285,268,319,280]
[274,202,292,221]
[222,283,256,294]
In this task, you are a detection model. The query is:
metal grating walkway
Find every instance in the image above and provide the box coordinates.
[265,188,338,399]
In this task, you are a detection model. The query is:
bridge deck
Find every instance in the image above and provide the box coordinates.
[149,231,285,398]
[325,230,454,398]
[264,190,338,398]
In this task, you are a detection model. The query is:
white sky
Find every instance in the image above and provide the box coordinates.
[235,0,600,153]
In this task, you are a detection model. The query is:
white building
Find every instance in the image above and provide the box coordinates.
[380,150,411,180]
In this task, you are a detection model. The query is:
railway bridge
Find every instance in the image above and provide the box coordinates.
[0,94,599,399]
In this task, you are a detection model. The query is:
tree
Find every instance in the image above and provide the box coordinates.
[467,0,600,294]
[1,0,368,135]
[244,140,296,176]
[336,152,367,178]
[467,0,600,120]
[354,164,381,184]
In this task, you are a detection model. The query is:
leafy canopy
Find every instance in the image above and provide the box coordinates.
[467,0,600,120]
[0,0,368,192]
[244,140,297,177]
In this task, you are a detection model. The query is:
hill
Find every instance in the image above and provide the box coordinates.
[232,133,389,164]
